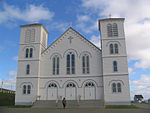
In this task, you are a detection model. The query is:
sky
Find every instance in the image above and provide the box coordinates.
[0,0,150,100]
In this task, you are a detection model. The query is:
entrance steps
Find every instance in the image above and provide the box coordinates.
[32,100,104,108]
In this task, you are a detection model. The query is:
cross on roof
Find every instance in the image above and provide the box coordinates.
[69,22,72,27]
[68,36,73,44]
[109,14,111,18]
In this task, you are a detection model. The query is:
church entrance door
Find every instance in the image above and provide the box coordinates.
[84,82,96,100]
[65,83,76,100]
[47,83,58,100]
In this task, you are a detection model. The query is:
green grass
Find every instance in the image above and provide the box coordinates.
[8,105,31,108]
[105,105,139,109]
[0,92,15,106]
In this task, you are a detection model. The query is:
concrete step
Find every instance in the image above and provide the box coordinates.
[32,100,104,108]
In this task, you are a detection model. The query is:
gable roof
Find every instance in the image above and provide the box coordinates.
[42,27,101,54]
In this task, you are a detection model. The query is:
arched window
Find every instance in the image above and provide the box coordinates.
[107,24,112,37]
[113,61,118,72]
[27,85,31,94]
[117,83,121,92]
[109,44,114,54]
[23,85,31,94]
[82,54,90,74]
[25,48,29,58]
[23,85,26,94]
[114,44,118,54]
[66,83,76,87]
[52,56,59,75]
[48,83,57,88]
[66,52,75,74]
[26,64,30,75]
[30,48,33,58]
[85,82,95,87]
[112,83,117,93]
[112,23,118,36]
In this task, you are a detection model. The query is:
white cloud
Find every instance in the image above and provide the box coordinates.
[130,74,150,100]
[77,15,90,22]
[81,0,150,69]
[13,56,18,61]
[8,70,17,77]
[128,67,136,75]
[0,3,54,24]
[90,35,101,48]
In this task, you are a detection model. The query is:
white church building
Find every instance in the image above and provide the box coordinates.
[15,18,131,106]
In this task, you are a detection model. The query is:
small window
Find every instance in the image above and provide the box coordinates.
[25,49,29,58]
[112,83,117,93]
[26,64,30,75]
[109,44,114,54]
[114,44,118,54]
[85,82,94,87]
[113,61,118,72]
[52,56,59,75]
[117,83,121,92]
[30,48,33,58]
[49,83,57,88]
[27,85,31,94]
[66,83,76,88]
[82,54,90,74]
[23,85,26,94]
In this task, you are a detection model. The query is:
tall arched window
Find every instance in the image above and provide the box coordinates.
[112,83,117,93]
[26,64,30,75]
[30,48,33,58]
[107,24,112,37]
[82,54,90,74]
[27,85,31,94]
[113,61,118,72]
[109,44,114,54]
[112,23,118,36]
[117,83,121,92]
[25,48,29,58]
[66,52,75,74]
[114,44,118,54]
[52,56,59,75]
[23,85,26,94]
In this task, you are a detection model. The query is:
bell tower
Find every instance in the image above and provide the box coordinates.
[99,18,130,105]
[15,24,48,105]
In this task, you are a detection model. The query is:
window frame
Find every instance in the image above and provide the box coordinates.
[26,64,30,75]
[113,61,118,72]
[66,52,75,75]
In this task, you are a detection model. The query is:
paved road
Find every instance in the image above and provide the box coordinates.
[0,104,150,113]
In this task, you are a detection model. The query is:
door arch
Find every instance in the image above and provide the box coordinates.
[84,82,96,100]
[65,82,77,100]
[47,83,58,100]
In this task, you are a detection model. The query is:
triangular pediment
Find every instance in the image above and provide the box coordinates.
[42,27,101,56]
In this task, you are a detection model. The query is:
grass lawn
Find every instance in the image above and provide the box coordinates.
[105,105,139,109]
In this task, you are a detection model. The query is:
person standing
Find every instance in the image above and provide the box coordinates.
[62,97,66,109]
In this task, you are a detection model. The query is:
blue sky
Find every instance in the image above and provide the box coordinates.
[0,0,150,100]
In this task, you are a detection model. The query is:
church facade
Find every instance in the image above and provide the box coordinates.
[15,18,131,105]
